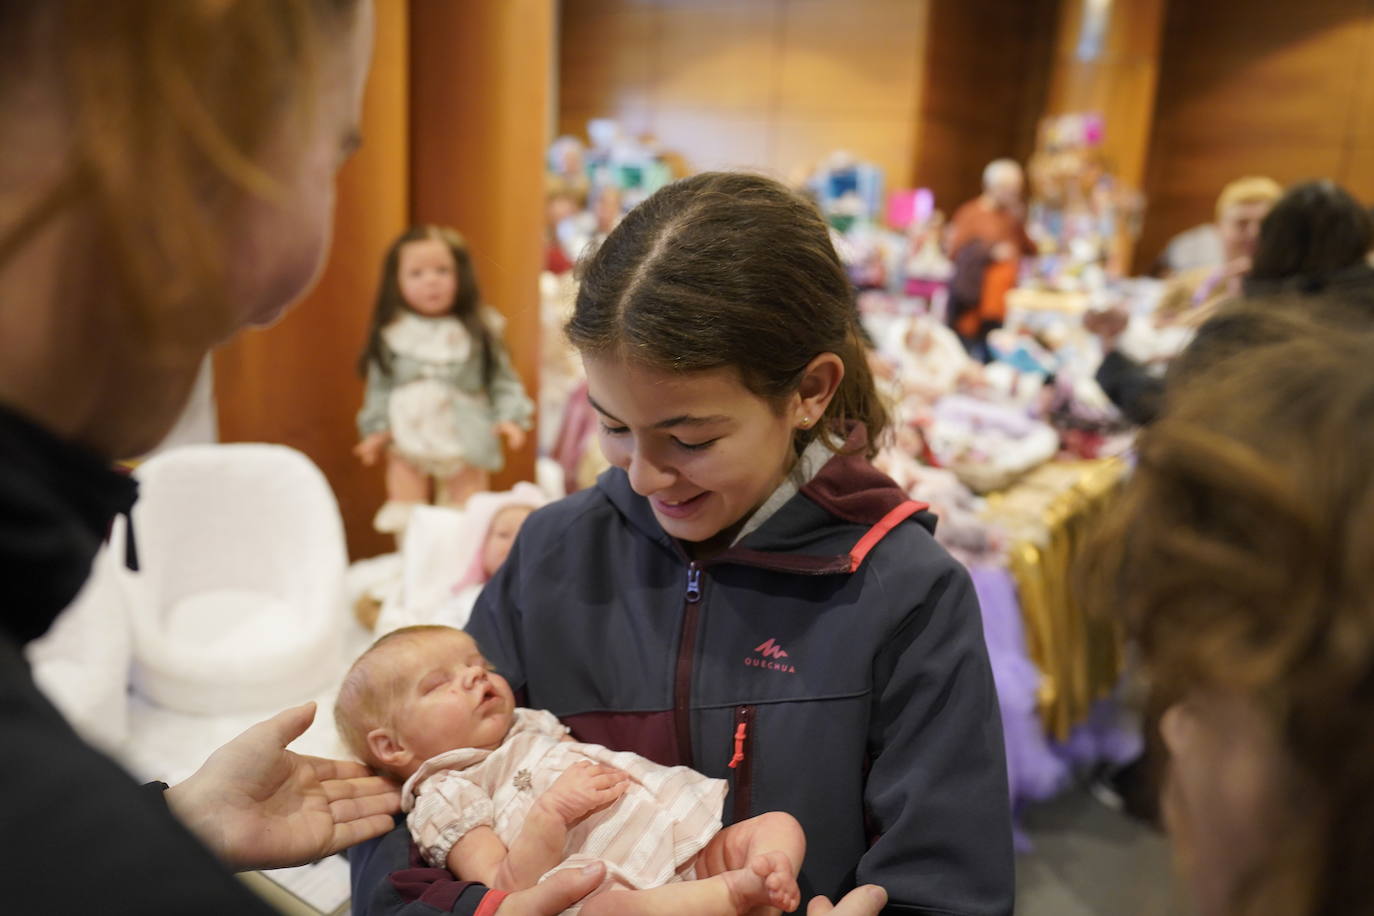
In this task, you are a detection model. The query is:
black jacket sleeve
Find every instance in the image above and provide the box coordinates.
[1095,349,1163,426]
[349,823,493,915]
[2,639,280,915]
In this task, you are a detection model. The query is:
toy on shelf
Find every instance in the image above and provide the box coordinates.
[1025,113,1144,290]
[355,226,533,538]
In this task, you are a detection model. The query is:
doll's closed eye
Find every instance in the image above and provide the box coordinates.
[419,671,449,693]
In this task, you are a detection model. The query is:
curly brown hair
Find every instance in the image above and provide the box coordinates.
[1084,301,1374,915]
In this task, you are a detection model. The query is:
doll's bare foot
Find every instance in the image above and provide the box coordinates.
[720,851,800,915]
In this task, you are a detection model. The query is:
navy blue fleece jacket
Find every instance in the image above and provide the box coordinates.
[355,432,1013,916]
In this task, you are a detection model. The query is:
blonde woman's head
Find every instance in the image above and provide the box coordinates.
[0,1,371,455]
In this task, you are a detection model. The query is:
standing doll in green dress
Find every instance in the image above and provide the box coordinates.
[355,226,533,536]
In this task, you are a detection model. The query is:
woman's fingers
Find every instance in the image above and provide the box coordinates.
[807,885,887,916]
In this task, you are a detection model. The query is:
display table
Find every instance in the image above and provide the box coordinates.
[983,458,1128,740]
[1004,287,1091,319]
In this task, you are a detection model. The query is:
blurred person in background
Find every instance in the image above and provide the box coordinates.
[1152,176,1282,323]
[946,159,1037,359]
[1094,178,1369,426]
[1242,179,1374,305]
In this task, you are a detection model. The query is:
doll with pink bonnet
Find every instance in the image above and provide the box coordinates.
[374,483,548,636]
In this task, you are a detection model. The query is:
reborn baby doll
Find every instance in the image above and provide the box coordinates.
[334,626,805,915]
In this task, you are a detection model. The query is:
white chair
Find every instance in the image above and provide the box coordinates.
[26,542,132,755]
[115,444,348,715]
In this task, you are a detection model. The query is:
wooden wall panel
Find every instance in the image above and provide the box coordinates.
[559,0,927,188]
[1139,0,1374,265]
[911,0,1058,211]
[410,0,552,492]
[1043,0,1165,193]
[214,0,409,562]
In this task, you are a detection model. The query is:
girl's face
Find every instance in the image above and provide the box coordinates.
[583,355,807,546]
[397,237,458,316]
[482,505,534,578]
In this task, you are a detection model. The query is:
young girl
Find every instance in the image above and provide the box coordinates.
[396,172,1004,914]
[355,226,534,534]
[336,626,805,915]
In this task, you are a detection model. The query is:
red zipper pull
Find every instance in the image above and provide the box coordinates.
[727,720,748,769]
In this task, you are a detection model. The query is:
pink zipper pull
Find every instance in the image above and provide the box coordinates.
[728,721,748,769]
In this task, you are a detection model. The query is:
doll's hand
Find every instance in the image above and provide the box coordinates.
[536,761,629,826]
[496,422,526,452]
[353,431,391,466]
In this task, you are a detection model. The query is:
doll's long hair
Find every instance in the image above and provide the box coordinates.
[357,225,495,385]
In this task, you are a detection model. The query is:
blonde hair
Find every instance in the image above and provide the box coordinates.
[1215,176,1283,221]
[0,1,359,358]
[334,625,462,772]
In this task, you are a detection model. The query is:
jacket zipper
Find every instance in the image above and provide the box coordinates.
[674,562,703,766]
[728,704,755,824]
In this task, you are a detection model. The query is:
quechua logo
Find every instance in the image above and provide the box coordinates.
[745,638,796,674]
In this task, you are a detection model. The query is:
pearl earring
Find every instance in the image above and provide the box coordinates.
[799,416,812,428]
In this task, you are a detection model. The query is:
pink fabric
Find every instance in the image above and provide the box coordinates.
[451,483,548,592]
[552,383,599,494]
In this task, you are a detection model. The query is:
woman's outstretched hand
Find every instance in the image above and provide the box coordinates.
[807,885,888,915]
[165,702,401,871]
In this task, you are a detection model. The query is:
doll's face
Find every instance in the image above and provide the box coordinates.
[371,630,516,777]
[398,237,458,317]
[481,505,534,579]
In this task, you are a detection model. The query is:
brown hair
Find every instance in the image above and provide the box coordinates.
[1084,304,1374,915]
[566,171,888,458]
[356,225,494,383]
[334,625,462,773]
[1245,180,1374,296]
[0,0,359,358]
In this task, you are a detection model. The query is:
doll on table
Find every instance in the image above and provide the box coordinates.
[442,485,544,628]
[355,226,534,536]
[372,483,548,637]
[334,626,805,915]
